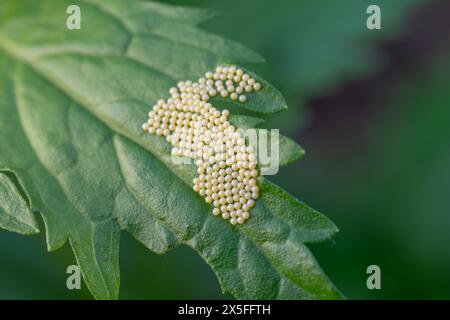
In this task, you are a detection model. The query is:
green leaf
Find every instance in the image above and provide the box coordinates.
[0,172,39,235]
[0,0,340,299]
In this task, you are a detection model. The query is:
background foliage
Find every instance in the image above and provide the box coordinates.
[1,0,450,299]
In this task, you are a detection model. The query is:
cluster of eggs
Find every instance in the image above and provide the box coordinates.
[142,66,262,225]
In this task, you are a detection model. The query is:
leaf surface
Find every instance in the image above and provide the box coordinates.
[0,172,39,235]
[0,0,340,299]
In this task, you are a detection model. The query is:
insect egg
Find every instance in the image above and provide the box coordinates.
[143,66,262,225]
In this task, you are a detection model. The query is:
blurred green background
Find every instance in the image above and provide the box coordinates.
[1,0,450,299]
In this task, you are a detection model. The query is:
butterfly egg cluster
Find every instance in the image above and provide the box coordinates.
[142,66,262,225]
